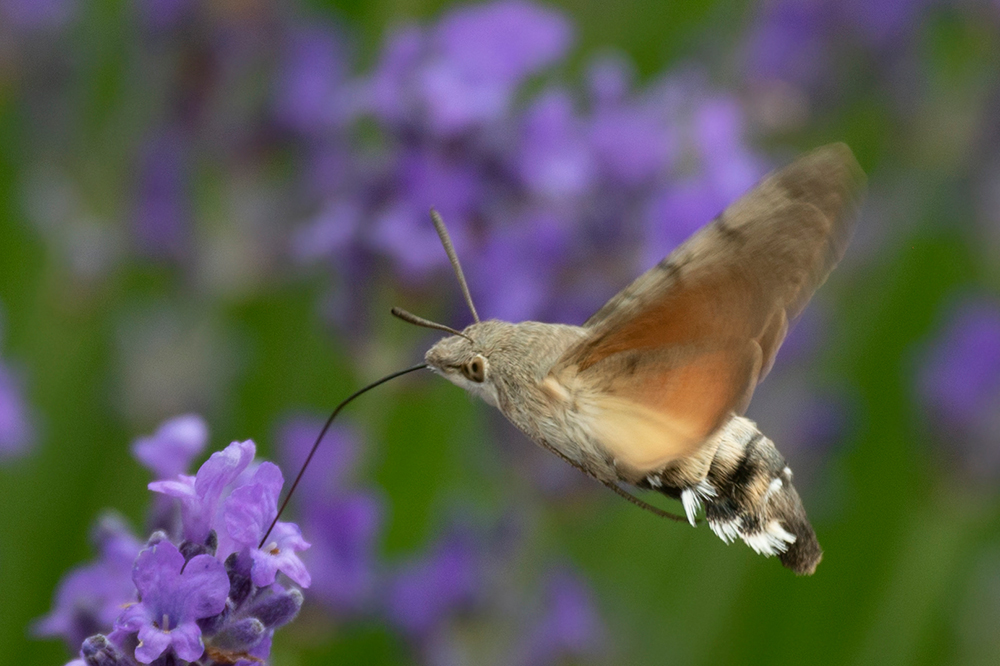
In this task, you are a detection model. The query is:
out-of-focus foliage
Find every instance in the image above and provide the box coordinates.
[3,0,1000,664]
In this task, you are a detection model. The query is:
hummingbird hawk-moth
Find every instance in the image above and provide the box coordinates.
[268,143,864,576]
[404,143,865,575]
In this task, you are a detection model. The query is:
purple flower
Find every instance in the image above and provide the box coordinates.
[277,416,382,613]
[149,439,255,544]
[301,493,382,613]
[274,24,349,135]
[365,0,571,134]
[514,568,606,666]
[222,462,312,588]
[366,25,426,124]
[422,0,572,134]
[917,296,1000,479]
[517,89,595,200]
[471,211,572,322]
[115,540,229,663]
[368,149,479,280]
[132,128,191,260]
[589,102,672,186]
[743,0,834,86]
[387,528,482,638]
[39,426,311,664]
[131,413,208,481]
[278,416,360,498]
[34,516,143,649]
[918,298,1000,429]
[0,0,76,30]
[434,0,572,86]
[0,360,33,458]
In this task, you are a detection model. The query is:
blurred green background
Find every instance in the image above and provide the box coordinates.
[3,0,1000,664]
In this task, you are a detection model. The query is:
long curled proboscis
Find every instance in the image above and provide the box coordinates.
[258,363,429,548]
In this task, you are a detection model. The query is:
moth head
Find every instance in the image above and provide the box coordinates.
[424,323,500,406]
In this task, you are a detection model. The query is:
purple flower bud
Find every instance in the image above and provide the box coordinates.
[131,414,208,481]
[224,552,254,606]
[246,587,304,628]
[179,529,218,561]
[149,439,255,543]
[209,617,265,651]
[80,634,130,666]
[114,540,229,663]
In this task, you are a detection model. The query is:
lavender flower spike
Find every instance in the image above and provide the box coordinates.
[38,422,312,665]
[149,439,255,543]
[114,540,229,663]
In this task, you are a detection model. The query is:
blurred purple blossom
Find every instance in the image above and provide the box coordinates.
[302,494,383,614]
[0,360,34,458]
[277,416,384,614]
[386,527,483,638]
[0,0,76,30]
[513,568,606,666]
[132,128,191,260]
[917,296,1000,479]
[744,0,833,87]
[278,417,361,498]
[34,516,143,650]
[131,413,208,481]
[368,0,573,135]
[138,0,194,31]
[274,23,350,135]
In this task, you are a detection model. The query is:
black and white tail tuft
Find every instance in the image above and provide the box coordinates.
[658,417,823,575]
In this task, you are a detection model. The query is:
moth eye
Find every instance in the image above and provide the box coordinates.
[463,355,487,383]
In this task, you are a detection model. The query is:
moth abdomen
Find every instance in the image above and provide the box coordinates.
[659,417,823,575]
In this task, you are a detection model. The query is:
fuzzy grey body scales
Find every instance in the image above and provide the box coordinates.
[425,319,822,575]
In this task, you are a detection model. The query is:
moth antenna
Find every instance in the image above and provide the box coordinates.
[391,306,474,342]
[259,363,429,548]
[430,209,480,323]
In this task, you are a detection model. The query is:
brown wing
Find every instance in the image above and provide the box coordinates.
[550,143,865,471]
